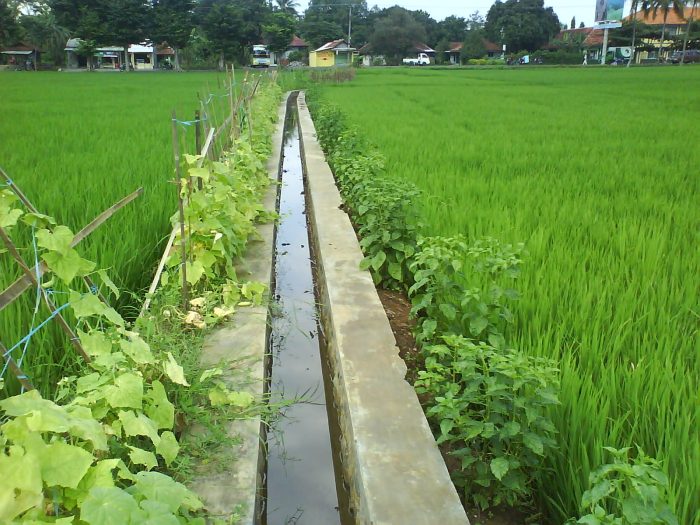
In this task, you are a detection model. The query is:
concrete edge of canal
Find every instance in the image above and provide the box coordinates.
[297,91,469,525]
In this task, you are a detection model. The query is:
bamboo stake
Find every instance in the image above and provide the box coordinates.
[0,227,91,363]
[0,340,35,391]
[171,111,189,310]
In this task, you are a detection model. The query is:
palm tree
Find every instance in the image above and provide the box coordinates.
[650,0,684,59]
[627,0,652,66]
[275,0,299,15]
[680,0,698,65]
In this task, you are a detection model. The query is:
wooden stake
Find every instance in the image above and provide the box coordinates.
[171,111,189,310]
[0,340,35,391]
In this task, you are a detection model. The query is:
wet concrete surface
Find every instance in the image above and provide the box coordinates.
[265,93,341,525]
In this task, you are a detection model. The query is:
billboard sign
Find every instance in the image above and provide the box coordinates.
[595,0,626,22]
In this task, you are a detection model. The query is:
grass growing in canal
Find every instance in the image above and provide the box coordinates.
[321,67,700,524]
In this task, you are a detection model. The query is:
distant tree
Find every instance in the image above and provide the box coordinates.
[20,12,70,64]
[461,28,487,61]
[103,0,149,71]
[436,15,468,43]
[650,0,684,57]
[434,37,449,64]
[626,0,651,66]
[301,0,369,48]
[263,11,296,54]
[0,0,22,46]
[275,0,298,15]
[680,0,698,65]
[50,0,109,68]
[198,0,268,68]
[369,6,426,64]
[580,21,586,28]
[571,16,576,29]
[467,10,485,30]
[152,0,194,70]
[408,9,438,45]
[485,0,560,52]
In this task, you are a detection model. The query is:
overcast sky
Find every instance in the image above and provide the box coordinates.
[297,0,600,29]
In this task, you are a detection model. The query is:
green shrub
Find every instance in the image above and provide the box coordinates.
[415,335,559,510]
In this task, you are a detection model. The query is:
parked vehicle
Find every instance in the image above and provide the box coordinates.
[670,49,700,64]
[402,53,431,66]
[251,45,270,68]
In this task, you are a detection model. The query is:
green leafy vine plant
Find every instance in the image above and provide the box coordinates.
[0,196,205,523]
[569,447,678,525]
[309,102,422,290]
[0,80,284,523]
[408,235,524,347]
[415,335,560,512]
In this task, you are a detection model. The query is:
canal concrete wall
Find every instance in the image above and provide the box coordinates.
[297,92,469,524]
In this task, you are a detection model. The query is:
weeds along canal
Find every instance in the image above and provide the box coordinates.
[265,92,349,525]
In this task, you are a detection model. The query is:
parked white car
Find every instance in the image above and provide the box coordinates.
[403,53,431,66]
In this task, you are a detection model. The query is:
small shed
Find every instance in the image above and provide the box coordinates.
[309,39,355,67]
[1,44,41,70]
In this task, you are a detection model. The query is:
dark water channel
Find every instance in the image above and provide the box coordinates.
[265,93,345,525]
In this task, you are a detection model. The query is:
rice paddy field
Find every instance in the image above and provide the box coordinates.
[321,67,700,524]
[0,71,232,393]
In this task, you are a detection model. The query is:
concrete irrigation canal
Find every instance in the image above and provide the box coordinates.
[191,92,469,524]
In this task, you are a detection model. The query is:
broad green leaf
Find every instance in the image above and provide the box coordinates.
[119,335,155,365]
[21,211,56,228]
[138,500,179,525]
[65,405,108,450]
[145,381,174,429]
[387,262,402,281]
[80,459,120,491]
[155,432,179,466]
[577,516,602,525]
[163,352,189,386]
[35,225,72,254]
[185,260,205,285]
[98,269,120,299]
[523,432,544,455]
[438,303,457,321]
[118,410,160,445]
[78,330,113,358]
[371,250,386,271]
[81,486,141,525]
[70,291,124,326]
[501,421,520,438]
[128,446,158,470]
[105,373,144,409]
[188,166,210,181]
[42,248,96,284]
[1,208,23,228]
[0,445,42,494]
[490,457,509,480]
[40,441,93,488]
[129,471,197,513]
[470,316,489,336]
[582,480,613,508]
[199,367,223,383]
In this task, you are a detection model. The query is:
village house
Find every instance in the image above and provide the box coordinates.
[309,39,355,67]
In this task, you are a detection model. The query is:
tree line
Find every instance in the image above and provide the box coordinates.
[1,0,562,67]
[1,0,697,68]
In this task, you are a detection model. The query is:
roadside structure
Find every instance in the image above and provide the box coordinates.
[309,39,355,67]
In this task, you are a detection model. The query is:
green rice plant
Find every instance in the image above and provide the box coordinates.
[319,67,700,524]
[0,71,243,395]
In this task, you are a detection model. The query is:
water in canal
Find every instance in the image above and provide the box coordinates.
[265,93,342,525]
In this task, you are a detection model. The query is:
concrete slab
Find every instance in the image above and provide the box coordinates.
[297,92,469,524]
[186,94,287,524]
